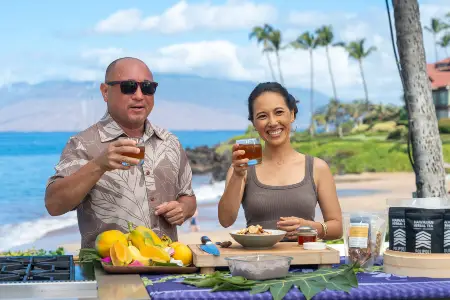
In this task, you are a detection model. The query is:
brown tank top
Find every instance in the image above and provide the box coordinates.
[242,155,318,230]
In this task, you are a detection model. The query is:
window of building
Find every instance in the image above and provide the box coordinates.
[438,90,449,106]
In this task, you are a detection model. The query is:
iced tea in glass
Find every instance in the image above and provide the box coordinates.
[119,137,145,166]
[236,138,262,166]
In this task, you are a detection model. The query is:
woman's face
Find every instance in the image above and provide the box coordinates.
[252,91,295,146]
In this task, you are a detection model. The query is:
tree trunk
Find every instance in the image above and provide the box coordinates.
[392,0,447,198]
[325,46,338,101]
[275,51,284,85]
[265,52,277,81]
[433,33,438,62]
[309,49,315,137]
[358,59,370,111]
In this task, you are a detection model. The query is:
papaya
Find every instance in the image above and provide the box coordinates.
[95,230,128,258]
[139,241,170,262]
[135,225,163,246]
[127,221,164,248]
[110,240,133,266]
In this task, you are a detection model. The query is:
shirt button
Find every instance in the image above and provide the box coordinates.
[146,171,150,175]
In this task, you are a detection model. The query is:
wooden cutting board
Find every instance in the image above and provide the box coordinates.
[188,242,340,274]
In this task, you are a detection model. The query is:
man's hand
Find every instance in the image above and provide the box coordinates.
[92,139,141,172]
[155,201,186,225]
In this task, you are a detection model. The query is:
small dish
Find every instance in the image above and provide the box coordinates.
[225,255,292,280]
[303,242,326,250]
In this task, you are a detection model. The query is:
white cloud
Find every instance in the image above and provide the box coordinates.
[94,0,277,34]
[79,39,361,101]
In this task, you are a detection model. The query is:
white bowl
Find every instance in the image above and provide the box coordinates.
[229,229,286,249]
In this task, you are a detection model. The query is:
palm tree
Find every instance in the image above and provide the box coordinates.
[424,18,449,62]
[249,25,277,81]
[327,99,345,136]
[290,31,318,136]
[392,0,447,197]
[335,39,376,111]
[438,33,450,58]
[316,25,338,101]
[267,27,285,85]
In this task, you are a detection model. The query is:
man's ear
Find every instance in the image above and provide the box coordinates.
[100,83,108,103]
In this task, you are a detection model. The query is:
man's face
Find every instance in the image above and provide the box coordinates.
[100,59,155,129]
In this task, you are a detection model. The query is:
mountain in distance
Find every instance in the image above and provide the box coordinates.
[0,73,331,131]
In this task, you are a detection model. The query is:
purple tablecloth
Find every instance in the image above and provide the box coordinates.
[141,257,450,299]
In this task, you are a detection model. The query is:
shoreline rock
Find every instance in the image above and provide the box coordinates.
[185,145,231,182]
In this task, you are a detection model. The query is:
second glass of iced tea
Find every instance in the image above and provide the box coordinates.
[119,137,145,166]
[236,138,262,166]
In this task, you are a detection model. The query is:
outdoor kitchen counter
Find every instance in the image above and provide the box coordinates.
[93,265,150,300]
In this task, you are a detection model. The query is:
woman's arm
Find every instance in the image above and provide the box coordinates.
[218,166,247,228]
[277,158,343,240]
[310,158,343,240]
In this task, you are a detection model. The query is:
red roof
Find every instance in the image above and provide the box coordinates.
[427,57,450,89]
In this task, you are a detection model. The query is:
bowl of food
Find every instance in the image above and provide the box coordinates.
[230,225,286,249]
[225,254,293,280]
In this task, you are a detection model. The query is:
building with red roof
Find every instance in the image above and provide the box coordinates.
[428,57,450,120]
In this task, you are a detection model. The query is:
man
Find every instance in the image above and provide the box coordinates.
[45,57,197,249]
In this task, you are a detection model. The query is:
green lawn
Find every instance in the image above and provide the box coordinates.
[216,132,450,175]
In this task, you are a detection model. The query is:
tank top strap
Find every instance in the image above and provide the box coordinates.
[305,155,318,197]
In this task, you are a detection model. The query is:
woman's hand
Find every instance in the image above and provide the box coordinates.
[231,144,249,177]
[277,216,307,240]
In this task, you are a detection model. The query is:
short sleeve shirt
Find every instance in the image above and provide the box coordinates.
[46,112,195,248]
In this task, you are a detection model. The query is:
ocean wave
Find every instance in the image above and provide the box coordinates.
[194,181,225,203]
[0,212,78,252]
[0,181,226,251]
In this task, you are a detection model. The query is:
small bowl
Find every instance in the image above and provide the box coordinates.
[229,229,286,249]
[225,255,293,280]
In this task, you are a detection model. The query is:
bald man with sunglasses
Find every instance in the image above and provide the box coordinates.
[45,57,197,249]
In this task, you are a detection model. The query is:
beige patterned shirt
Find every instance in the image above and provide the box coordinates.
[47,112,195,248]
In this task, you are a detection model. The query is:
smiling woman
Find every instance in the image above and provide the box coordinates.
[218,82,343,241]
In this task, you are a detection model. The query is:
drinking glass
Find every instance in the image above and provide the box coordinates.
[236,138,262,166]
[119,137,145,166]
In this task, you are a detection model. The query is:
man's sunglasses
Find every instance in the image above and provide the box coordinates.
[106,80,158,95]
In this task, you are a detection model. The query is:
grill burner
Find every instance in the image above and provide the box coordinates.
[0,255,74,282]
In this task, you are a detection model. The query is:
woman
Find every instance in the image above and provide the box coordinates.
[218,82,342,241]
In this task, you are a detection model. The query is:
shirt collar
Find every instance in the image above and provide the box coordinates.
[97,111,165,142]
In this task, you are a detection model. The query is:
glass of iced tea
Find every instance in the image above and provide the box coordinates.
[119,137,145,166]
[236,138,262,166]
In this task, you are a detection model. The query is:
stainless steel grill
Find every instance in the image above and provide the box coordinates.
[0,255,97,299]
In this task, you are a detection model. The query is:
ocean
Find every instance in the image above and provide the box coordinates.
[0,131,383,252]
[0,131,246,251]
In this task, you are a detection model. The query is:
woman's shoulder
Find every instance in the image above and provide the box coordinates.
[295,153,332,180]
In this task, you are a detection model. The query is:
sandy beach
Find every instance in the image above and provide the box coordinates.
[16,172,420,255]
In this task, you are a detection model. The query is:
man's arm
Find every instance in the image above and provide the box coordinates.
[178,195,197,220]
[45,160,106,216]
[45,137,141,216]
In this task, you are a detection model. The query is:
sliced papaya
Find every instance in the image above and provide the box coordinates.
[110,240,133,266]
[139,243,170,262]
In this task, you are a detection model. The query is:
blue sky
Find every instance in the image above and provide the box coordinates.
[1,0,449,106]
